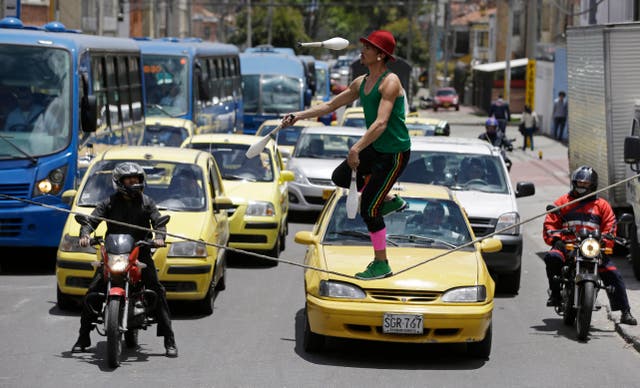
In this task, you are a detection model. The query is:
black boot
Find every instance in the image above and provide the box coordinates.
[546,294,560,307]
[164,335,178,357]
[621,310,638,326]
[71,332,91,352]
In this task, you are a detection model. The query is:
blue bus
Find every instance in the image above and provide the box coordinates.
[0,18,145,248]
[239,51,307,134]
[136,38,243,135]
[313,60,335,125]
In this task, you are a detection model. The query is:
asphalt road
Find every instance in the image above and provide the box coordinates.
[1,110,639,387]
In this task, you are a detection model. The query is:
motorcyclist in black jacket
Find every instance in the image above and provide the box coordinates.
[71,162,178,357]
[479,117,513,170]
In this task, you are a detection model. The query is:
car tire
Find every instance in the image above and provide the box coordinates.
[215,258,226,291]
[303,306,325,353]
[264,237,280,266]
[499,267,521,294]
[467,323,492,359]
[57,286,75,311]
[198,282,215,315]
[455,105,460,111]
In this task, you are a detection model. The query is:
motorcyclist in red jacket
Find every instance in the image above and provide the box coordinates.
[542,165,637,325]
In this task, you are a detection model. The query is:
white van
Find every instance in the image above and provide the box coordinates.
[399,137,535,294]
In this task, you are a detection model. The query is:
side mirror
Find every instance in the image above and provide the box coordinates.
[214,196,236,210]
[294,230,317,245]
[618,213,634,225]
[61,189,77,206]
[480,238,502,253]
[624,136,640,168]
[81,95,98,133]
[515,181,535,198]
[280,170,295,182]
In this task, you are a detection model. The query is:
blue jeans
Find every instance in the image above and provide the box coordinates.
[522,127,534,150]
[553,117,566,140]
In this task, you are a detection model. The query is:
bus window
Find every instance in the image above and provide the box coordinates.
[117,56,131,124]
[92,56,109,130]
[105,56,120,126]
[243,74,259,113]
[129,56,143,123]
[262,75,302,114]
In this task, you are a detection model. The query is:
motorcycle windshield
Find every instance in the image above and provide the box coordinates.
[105,234,136,254]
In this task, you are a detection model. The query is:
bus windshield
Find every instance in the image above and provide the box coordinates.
[143,55,189,117]
[0,45,71,159]
[242,74,302,114]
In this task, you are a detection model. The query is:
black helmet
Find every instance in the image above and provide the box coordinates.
[112,162,146,196]
[570,165,598,198]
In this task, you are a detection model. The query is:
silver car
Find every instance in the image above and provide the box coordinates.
[398,136,535,294]
[286,126,365,212]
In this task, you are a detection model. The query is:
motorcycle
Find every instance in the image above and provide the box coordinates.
[75,214,170,368]
[478,129,514,171]
[545,206,633,340]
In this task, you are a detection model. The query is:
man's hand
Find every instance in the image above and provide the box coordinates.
[154,239,166,247]
[552,238,566,252]
[281,113,298,128]
[79,235,91,247]
[347,147,360,169]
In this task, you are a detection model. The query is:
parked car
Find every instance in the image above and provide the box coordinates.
[255,118,323,164]
[286,126,365,212]
[398,137,535,294]
[333,106,366,129]
[406,116,450,136]
[433,87,459,111]
[141,116,196,147]
[183,134,293,260]
[296,183,501,358]
[56,146,233,314]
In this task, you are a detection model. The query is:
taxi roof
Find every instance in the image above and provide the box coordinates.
[335,182,455,201]
[98,146,211,166]
[301,126,366,136]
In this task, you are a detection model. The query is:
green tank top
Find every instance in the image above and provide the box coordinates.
[359,71,411,153]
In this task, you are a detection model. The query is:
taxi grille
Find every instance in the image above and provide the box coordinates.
[367,289,441,303]
[307,178,334,186]
[467,217,496,237]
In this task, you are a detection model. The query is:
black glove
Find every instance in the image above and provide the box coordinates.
[552,238,566,252]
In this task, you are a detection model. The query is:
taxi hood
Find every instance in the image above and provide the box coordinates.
[453,191,516,220]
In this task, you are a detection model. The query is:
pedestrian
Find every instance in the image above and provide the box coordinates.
[521,105,538,151]
[552,91,568,141]
[542,165,637,325]
[71,162,178,357]
[488,93,510,135]
[281,30,411,280]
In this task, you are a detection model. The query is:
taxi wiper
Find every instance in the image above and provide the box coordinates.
[0,134,37,164]
[387,234,457,249]
[146,103,177,118]
[222,174,256,182]
[336,231,398,246]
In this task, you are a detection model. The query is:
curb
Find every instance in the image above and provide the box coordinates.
[605,306,640,353]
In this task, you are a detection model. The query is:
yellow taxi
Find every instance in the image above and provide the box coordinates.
[142,116,197,147]
[332,106,366,128]
[295,183,501,358]
[405,116,450,136]
[255,119,323,164]
[182,134,294,262]
[56,146,233,315]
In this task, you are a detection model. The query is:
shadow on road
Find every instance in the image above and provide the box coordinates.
[58,340,164,371]
[291,308,488,370]
[529,317,615,343]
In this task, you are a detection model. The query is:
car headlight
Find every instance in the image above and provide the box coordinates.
[168,241,207,257]
[319,280,366,299]
[288,165,308,184]
[59,233,96,254]
[441,286,487,302]
[246,201,275,216]
[580,238,601,258]
[107,253,129,273]
[33,166,67,196]
[496,212,520,235]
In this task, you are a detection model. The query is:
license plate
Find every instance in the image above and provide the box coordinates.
[382,313,423,334]
[443,102,450,107]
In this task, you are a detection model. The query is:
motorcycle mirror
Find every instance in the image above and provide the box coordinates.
[155,215,171,228]
[617,213,634,225]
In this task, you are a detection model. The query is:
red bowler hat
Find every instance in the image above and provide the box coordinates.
[359,30,396,61]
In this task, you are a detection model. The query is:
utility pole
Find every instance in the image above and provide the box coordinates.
[266,2,274,45]
[525,0,537,59]
[246,0,252,48]
[504,0,513,105]
[428,0,439,97]
[443,0,450,85]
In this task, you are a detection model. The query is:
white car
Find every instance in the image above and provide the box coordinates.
[398,136,535,294]
[286,126,365,212]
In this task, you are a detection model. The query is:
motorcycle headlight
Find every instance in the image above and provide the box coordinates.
[246,201,275,216]
[319,280,366,299]
[107,253,129,273]
[496,212,520,235]
[168,241,207,257]
[441,286,487,302]
[59,234,97,254]
[580,238,601,258]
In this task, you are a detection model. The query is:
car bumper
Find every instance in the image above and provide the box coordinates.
[306,294,493,343]
[288,181,332,212]
[228,213,281,251]
[0,203,68,247]
[482,234,522,273]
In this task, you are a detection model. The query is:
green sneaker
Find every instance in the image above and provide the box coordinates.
[355,260,393,280]
[380,195,407,217]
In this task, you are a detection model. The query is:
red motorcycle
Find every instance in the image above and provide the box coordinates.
[76,214,170,368]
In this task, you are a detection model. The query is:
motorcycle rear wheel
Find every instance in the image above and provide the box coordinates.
[106,298,123,368]
[576,282,595,341]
